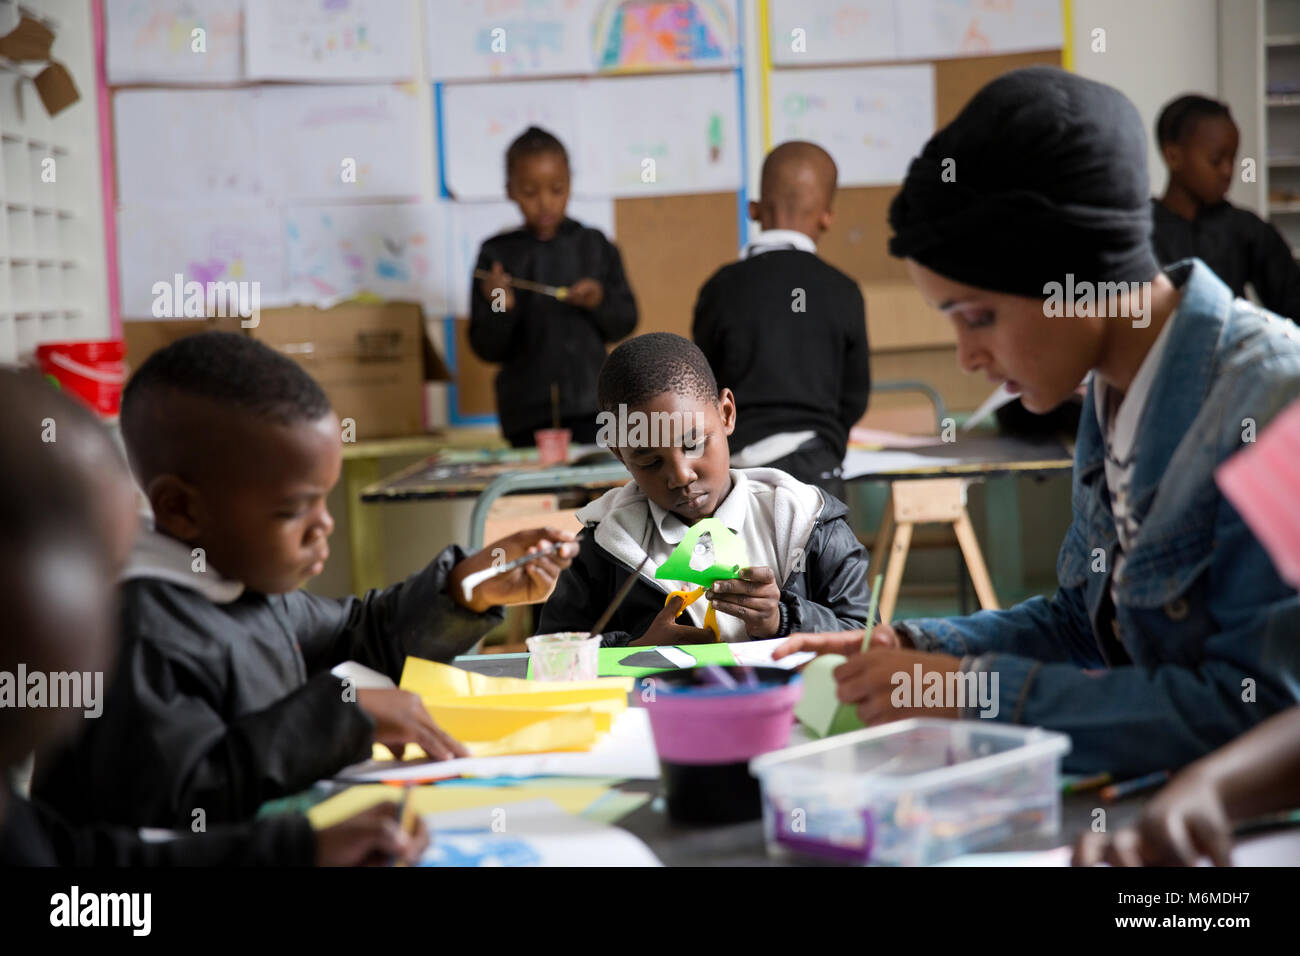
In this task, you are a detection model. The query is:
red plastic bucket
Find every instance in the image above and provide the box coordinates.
[35,340,127,418]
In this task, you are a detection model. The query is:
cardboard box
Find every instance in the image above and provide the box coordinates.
[122,302,449,441]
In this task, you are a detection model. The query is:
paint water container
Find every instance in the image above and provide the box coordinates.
[35,340,127,418]
[643,667,802,824]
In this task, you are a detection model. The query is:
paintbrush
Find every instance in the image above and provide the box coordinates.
[392,784,418,867]
[590,556,650,638]
[474,268,569,300]
[859,573,885,653]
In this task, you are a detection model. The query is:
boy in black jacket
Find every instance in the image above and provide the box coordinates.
[693,141,870,500]
[538,333,871,647]
[471,126,638,447]
[1,370,426,866]
[33,333,578,830]
[1151,94,1300,320]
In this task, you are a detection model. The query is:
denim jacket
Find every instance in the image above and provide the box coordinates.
[903,259,1300,774]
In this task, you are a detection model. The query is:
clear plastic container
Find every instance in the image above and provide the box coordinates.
[749,719,1071,866]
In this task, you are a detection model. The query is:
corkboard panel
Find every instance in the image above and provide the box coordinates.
[451,316,499,418]
[819,186,907,284]
[934,49,1063,128]
[613,192,739,339]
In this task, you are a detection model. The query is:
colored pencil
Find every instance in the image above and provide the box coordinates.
[1100,770,1170,802]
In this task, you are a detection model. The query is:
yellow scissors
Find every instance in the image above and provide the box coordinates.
[664,585,721,641]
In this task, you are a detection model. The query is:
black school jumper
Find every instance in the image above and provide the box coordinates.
[469,217,638,445]
[33,537,502,829]
[693,249,870,498]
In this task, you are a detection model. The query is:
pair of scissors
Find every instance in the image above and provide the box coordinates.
[664,585,721,641]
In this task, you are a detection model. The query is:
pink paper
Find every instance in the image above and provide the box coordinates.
[1216,397,1300,588]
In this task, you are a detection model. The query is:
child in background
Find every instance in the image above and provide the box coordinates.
[776,68,1300,776]
[470,126,638,447]
[538,333,871,647]
[1,370,427,866]
[34,333,579,830]
[1151,94,1300,321]
[693,141,870,501]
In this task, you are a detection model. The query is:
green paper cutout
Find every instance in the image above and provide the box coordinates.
[653,517,747,586]
[525,643,736,679]
[794,654,865,739]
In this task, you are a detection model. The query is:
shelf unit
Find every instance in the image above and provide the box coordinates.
[0,0,110,363]
[1264,0,1300,259]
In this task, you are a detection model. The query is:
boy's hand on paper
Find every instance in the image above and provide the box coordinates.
[833,648,963,723]
[1072,767,1233,867]
[707,567,782,638]
[356,688,469,761]
[315,802,430,867]
[631,593,716,646]
[567,278,604,309]
[479,261,516,312]
[449,527,580,611]
[773,624,906,660]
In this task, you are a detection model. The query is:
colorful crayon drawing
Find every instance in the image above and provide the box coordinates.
[245,0,418,81]
[592,0,735,72]
[105,0,244,82]
[419,830,545,867]
[283,203,450,312]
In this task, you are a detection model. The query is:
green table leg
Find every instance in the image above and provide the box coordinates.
[344,457,385,595]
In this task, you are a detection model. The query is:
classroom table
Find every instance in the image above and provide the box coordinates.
[447,653,1142,866]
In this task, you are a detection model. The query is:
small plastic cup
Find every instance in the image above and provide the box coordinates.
[526,631,601,681]
[534,428,572,465]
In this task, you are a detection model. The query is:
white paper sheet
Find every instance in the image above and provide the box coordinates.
[117,202,286,319]
[282,201,451,313]
[106,0,245,84]
[898,0,1062,60]
[446,198,615,315]
[418,798,661,866]
[937,830,1300,867]
[730,637,816,671]
[768,64,934,187]
[426,0,599,80]
[769,0,900,66]
[329,661,396,689]
[256,84,425,202]
[842,446,968,479]
[244,0,418,81]
[114,89,262,203]
[337,706,661,781]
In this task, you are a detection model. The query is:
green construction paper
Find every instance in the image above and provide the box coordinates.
[653,517,748,586]
[793,654,865,738]
[526,643,736,678]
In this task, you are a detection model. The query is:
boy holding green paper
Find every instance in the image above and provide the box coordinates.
[538,333,872,647]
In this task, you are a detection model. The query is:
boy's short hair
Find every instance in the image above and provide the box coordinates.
[1156,94,1233,146]
[121,332,331,482]
[597,332,719,412]
[506,125,569,179]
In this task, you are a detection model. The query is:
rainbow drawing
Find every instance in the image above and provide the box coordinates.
[592,0,734,72]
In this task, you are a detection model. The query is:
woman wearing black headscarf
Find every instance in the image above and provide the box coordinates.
[777,68,1300,780]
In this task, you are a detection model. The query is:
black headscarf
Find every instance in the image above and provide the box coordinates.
[888,67,1160,298]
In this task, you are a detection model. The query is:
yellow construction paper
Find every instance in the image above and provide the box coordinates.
[373,710,600,761]
[423,688,626,718]
[426,702,612,738]
[306,783,610,829]
[400,657,632,699]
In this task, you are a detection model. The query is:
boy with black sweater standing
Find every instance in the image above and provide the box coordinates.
[693,141,870,501]
[471,126,638,447]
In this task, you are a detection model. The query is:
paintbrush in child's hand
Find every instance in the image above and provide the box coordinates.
[474,268,569,300]
[590,556,650,638]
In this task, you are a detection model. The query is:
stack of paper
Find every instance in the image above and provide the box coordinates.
[379,657,634,760]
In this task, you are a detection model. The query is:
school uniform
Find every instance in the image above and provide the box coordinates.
[1151,198,1300,321]
[537,468,872,646]
[469,217,638,447]
[693,230,870,501]
[892,260,1300,775]
[32,522,503,829]
[0,786,315,866]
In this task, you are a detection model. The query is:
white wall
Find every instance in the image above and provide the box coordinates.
[1071,0,1220,199]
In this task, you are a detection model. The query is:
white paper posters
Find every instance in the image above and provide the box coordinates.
[442,74,740,199]
[447,198,615,315]
[244,0,418,81]
[768,0,1061,64]
[114,89,262,203]
[256,85,425,201]
[426,0,737,80]
[118,203,286,319]
[768,65,934,187]
[897,0,1061,60]
[283,202,450,313]
[106,0,245,83]
[769,0,899,66]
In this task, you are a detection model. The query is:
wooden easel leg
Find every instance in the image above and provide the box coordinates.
[953,509,1000,611]
[867,486,897,585]
[880,521,913,625]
